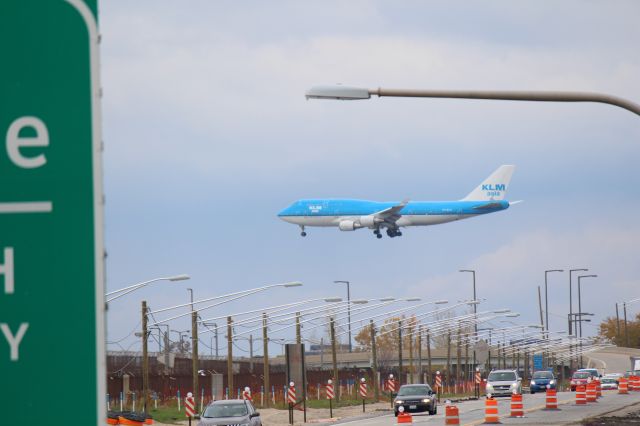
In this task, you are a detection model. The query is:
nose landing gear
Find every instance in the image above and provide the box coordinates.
[300,226,307,237]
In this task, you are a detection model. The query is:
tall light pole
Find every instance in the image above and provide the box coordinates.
[334,280,352,352]
[305,85,640,117]
[568,269,588,335]
[459,270,477,371]
[577,274,598,363]
[545,269,564,337]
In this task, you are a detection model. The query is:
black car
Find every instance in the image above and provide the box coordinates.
[393,384,437,416]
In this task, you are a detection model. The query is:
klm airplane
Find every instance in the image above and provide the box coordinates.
[278,165,517,238]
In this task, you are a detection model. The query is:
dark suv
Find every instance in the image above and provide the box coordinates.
[393,384,437,416]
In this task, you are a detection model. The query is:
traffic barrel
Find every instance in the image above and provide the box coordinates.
[107,411,119,425]
[484,397,500,424]
[288,383,297,404]
[396,406,413,424]
[185,393,196,418]
[545,388,559,410]
[595,378,602,398]
[144,414,154,425]
[634,376,640,391]
[628,376,635,391]
[575,385,587,405]
[619,377,629,394]
[445,404,460,425]
[586,383,597,403]
[509,393,524,417]
[326,382,335,399]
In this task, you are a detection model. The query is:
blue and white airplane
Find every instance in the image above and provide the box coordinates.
[278,165,517,238]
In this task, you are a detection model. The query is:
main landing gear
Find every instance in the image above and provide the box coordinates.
[374,228,402,238]
[299,226,307,237]
[387,228,402,238]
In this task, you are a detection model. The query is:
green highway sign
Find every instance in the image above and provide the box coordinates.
[0,0,105,423]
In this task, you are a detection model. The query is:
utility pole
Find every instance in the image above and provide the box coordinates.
[398,319,403,385]
[262,313,270,407]
[227,316,233,395]
[249,335,254,373]
[142,300,149,413]
[464,339,469,382]
[446,332,451,389]
[163,326,170,375]
[456,327,462,389]
[192,311,199,408]
[417,326,423,383]
[330,317,339,401]
[370,320,379,401]
[624,302,630,347]
[408,322,414,384]
[296,312,301,344]
[616,303,621,344]
[426,329,432,383]
[214,323,219,358]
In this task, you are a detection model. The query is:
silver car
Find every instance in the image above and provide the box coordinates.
[485,369,522,397]
[198,399,262,426]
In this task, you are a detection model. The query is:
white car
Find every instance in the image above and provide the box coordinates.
[600,377,618,390]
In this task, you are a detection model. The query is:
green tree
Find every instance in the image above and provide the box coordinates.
[598,313,640,348]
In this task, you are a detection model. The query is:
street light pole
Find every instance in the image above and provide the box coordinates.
[334,280,352,352]
[569,269,588,335]
[460,270,477,371]
[305,86,640,117]
[577,274,598,365]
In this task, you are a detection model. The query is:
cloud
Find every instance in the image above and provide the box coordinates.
[408,225,640,333]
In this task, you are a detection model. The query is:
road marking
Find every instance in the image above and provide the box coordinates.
[0,202,52,214]
[587,356,608,372]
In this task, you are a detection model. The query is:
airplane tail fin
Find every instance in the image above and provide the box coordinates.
[461,165,515,201]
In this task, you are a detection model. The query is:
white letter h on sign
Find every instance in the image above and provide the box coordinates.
[0,247,14,294]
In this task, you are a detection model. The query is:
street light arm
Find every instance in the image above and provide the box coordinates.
[106,275,190,301]
[372,88,640,117]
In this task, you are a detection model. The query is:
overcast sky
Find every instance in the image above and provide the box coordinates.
[100,1,640,356]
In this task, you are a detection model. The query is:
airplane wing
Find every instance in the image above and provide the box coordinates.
[373,199,409,223]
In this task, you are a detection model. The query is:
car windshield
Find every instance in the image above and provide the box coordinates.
[397,385,431,396]
[203,403,248,418]
[573,372,590,379]
[532,372,553,379]
[601,378,617,383]
[488,372,516,382]
[579,370,598,376]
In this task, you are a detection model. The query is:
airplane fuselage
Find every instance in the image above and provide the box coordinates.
[278,199,509,228]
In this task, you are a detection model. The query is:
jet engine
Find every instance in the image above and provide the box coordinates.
[338,220,356,231]
[358,215,376,228]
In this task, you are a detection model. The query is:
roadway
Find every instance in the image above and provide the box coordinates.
[585,347,640,374]
[335,390,640,426]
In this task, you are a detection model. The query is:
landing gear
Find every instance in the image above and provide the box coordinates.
[373,229,382,239]
[386,228,403,238]
[300,226,307,237]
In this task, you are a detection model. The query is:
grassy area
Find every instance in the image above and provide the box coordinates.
[146,403,188,425]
